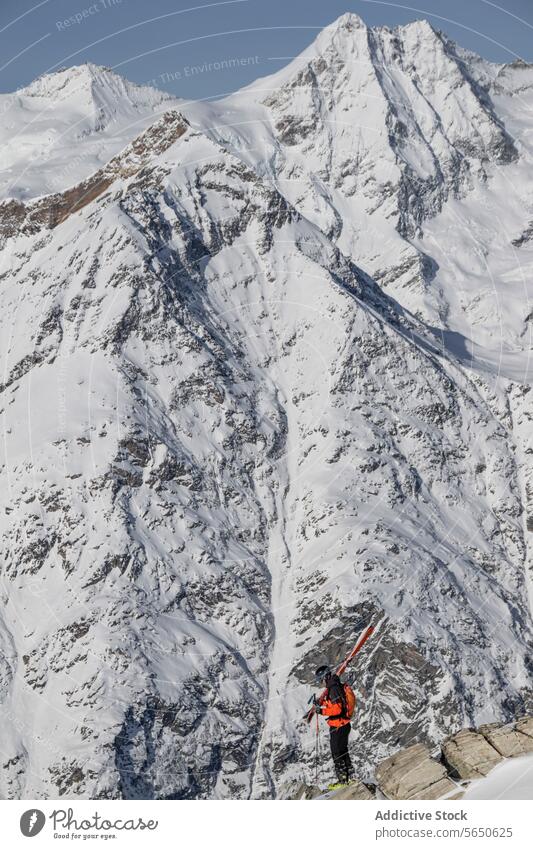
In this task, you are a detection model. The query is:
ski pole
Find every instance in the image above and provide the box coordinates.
[315,710,319,785]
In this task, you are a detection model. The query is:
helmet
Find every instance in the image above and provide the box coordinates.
[314,665,332,684]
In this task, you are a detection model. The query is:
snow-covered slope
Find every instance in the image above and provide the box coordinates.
[0,64,179,201]
[463,753,533,799]
[184,13,533,381]
[0,14,532,800]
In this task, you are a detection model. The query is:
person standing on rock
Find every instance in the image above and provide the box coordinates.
[313,664,355,788]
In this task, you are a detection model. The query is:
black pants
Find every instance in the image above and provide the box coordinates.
[329,722,353,783]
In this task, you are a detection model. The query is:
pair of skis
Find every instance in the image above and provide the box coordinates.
[305,623,374,724]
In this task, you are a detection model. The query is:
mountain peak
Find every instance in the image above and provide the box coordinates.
[19,63,171,107]
[314,11,368,52]
[399,17,438,37]
[328,11,367,31]
[0,62,179,202]
[20,63,113,98]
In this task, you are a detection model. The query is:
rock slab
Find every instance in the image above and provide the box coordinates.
[442,730,502,779]
[375,743,456,800]
[479,723,533,758]
[515,716,533,741]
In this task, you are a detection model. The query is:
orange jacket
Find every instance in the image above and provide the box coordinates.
[318,691,350,729]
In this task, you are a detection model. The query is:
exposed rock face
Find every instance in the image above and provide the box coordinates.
[375,743,455,800]
[479,723,533,758]
[515,717,533,740]
[442,730,503,779]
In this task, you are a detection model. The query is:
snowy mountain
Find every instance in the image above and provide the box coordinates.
[0,64,179,201]
[0,14,532,799]
[185,13,533,378]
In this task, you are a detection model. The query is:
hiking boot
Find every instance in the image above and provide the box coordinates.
[327,781,348,791]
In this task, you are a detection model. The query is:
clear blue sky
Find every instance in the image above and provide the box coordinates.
[1,0,532,99]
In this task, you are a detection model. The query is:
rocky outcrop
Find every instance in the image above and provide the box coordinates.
[375,743,456,800]
[515,717,533,740]
[442,730,503,779]
[479,722,533,758]
[290,715,533,799]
